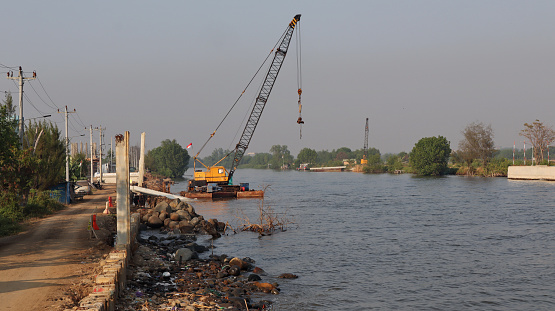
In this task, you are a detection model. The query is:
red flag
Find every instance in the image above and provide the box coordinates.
[186,143,192,149]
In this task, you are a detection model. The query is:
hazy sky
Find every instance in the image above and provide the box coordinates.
[3,1,555,156]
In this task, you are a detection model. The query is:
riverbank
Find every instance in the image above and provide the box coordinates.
[111,196,290,310]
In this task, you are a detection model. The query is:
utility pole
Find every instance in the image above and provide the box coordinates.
[110,137,113,173]
[58,106,76,203]
[94,126,106,184]
[86,125,94,183]
[7,66,36,145]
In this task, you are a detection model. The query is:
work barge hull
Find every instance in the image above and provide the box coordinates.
[180,185,264,200]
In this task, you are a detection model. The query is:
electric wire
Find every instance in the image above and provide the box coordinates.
[11,79,51,116]
[72,112,88,128]
[28,81,58,110]
[0,63,17,70]
[36,77,61,110]
[68,117,85,134]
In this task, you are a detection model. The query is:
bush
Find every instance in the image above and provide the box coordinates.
[0,190,64,237]
[0,215,20,237]
[25,190,64,217]
[485,158,510,177]
[0,192,25,222]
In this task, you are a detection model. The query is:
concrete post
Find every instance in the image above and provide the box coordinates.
[115,132,130,250]
[99,126,103,183]
[138,132,145,187]
[90,126,94,182]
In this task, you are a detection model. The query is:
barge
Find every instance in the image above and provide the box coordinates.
[180,182,264,200]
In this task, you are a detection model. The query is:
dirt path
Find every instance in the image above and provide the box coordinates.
[0,185,117,311]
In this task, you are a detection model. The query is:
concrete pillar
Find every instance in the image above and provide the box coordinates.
[115,132,130,250]
[138,132,145,187]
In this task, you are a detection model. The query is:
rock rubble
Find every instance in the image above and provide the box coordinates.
[114,232,280,310]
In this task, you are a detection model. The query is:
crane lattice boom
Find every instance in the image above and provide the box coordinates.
[228,14,301,181]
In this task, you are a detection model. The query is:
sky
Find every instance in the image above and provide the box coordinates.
[2,1,555,157]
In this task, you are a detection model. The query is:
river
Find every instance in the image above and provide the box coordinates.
[172,169,555,310]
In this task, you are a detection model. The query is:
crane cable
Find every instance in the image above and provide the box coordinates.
[194,27,291,160]
[295,22,304,139]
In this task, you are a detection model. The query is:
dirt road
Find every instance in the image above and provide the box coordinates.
[0,185,117,311]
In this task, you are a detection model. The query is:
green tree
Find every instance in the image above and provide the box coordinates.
[457,122,496,173]
[1,94,40,198]
[25,120,65,190]
[335,147,352,161]
[146,139,190,178]
[199,148,233,169]
[519,119,555,163]
[70,153,88,180]
[0,94,19,184]
[363,153,386,173]
[317,150,333,165]
[386,155,404,172]
[241,152,271,168]
[269,145,293,169]
[297,148,317,164]
[409,136,452,176]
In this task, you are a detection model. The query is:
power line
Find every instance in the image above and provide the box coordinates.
[11,79,52,116]
[27,80,58,110]
[72,111,87,128]
[36,77,60,110]
[0,63,18,70]
[68,117,85,134]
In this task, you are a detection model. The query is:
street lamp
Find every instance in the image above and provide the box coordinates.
[26,114,52,121]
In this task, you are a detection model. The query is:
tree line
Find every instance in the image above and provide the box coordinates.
[194,120,555,178]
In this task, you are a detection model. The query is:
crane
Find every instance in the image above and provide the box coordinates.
[189,14,301,192]
[361,118,369,165]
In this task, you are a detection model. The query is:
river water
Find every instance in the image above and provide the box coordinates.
[171,169,555,310]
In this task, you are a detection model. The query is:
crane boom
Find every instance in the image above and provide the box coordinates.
[227,14,301,181]
[362,118,369,164]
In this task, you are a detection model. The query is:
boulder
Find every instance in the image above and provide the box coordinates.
[154,201,171,214]
[168,221,179,229]
[179,223,195,233]
[170,213,180,221]
[186,204,196,216]
[176,210,191,221]
[228,266,240,276]
[252,281,276,293]
[142,213,151,223]
[147,215,164,228]
[278,273,298,279]
[175,248,196,262]
[190,217,200,227]
[169,199,180,209]
[163,218,171,227]
[217,221,227,232]
[159,212,168,221]
[176,201,187,210]
[208,218,218,226]
[229,257,250,271]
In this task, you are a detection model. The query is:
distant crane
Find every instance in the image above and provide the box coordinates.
[361,118,369,165]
